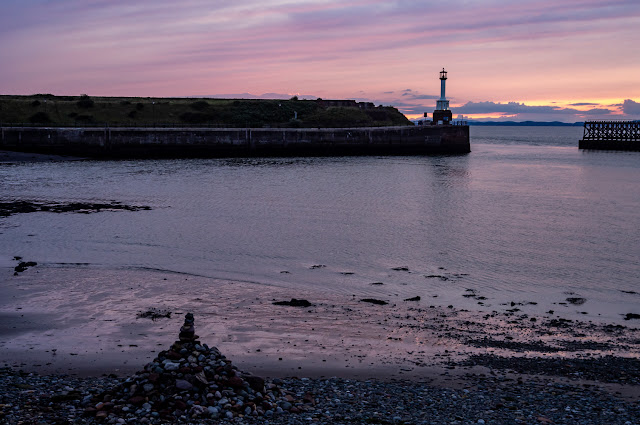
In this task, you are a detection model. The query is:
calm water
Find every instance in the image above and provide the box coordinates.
[1,126,639,320]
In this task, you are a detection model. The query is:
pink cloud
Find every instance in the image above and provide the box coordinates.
[0,0,638,109]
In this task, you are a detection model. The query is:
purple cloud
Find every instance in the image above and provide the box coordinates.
[402,93,440,100]
[454,101,614,117]
[622,99,640,115]
[0,0,638,100]
[455,101,558,114]
[204,92,317,100]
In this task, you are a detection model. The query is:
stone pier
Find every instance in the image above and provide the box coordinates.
[0,125,470,158]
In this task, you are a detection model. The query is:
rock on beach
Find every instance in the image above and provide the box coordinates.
[3,310,640,424]
[81,313,310,422]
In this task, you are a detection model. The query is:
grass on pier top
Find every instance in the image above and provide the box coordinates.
[0,94,412,128]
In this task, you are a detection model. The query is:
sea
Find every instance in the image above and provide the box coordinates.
[1,126,639,322]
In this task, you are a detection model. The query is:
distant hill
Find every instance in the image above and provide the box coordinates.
[468,121,583,126]
[0,95,412,128]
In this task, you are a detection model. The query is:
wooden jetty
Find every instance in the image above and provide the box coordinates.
[579,120,640,151]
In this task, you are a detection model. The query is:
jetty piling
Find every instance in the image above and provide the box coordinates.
[579,120,640,151]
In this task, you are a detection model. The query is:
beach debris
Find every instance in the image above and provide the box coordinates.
[84,313,310,421]
[370,282,384,286]
[624,313,640,320]
[14,261,37,274]
[360,298,388,305]
[137,309,172,321]
[0,200,151,218]
[425,274,449,281]
[391,266,409,271]
[273,298,313,307]
[404,296,421,302]
[309,264,326,269]
[546,318,573,328]
[462,290,488,302]
[566,297,587,306]
[424,272,467,282]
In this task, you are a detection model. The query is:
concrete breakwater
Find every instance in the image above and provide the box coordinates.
[0,125,470,158]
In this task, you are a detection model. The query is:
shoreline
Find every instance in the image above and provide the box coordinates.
[2,266,640,423]
[2,266,639,385]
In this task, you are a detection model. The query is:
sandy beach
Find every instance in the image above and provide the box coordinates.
[2,265,464,380]
[2,264,640,390]
[2,265,640,423]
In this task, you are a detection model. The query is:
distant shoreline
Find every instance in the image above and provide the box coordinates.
[0,94,412,128]
[468,121,583,126]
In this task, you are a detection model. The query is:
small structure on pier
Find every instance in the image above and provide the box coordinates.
[430,68,453,125]
[579,121,640,151]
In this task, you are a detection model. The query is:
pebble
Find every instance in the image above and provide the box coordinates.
[163,362,179,371]
[175,379,193,390]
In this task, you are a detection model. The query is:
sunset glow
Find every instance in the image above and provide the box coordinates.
[2,0,639,122]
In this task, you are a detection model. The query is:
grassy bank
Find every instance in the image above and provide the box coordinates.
[0,95,412,128]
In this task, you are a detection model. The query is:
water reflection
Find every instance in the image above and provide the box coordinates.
[1,132,639,323]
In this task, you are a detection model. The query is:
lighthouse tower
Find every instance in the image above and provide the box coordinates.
[432,68,453,125]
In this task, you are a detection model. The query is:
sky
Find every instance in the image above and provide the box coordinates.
[1,0,639,122]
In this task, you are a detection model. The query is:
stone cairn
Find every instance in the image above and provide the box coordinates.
[84,313,312,421]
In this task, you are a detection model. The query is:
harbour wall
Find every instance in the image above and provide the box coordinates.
[0,125,470,158]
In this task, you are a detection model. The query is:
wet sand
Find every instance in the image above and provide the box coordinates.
[0,266,452,378]
[2,265,640,399]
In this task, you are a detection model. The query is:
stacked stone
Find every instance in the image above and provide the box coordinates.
[179,313,197,342]
[84,313,311,421]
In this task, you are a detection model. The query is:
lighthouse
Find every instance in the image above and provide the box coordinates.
[431,68,453,125]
